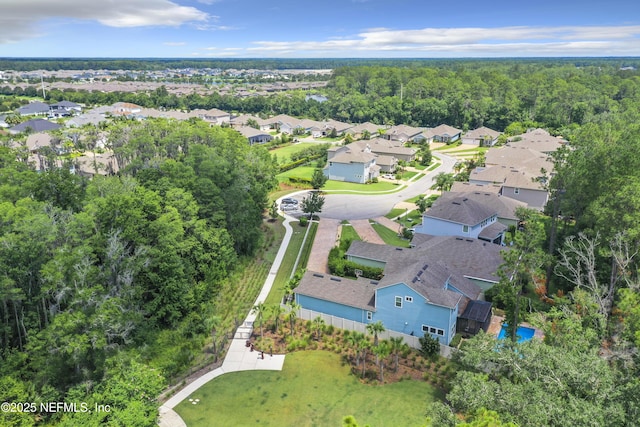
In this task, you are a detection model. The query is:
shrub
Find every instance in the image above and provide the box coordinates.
[299,216,308,227]
[419,333,441,358]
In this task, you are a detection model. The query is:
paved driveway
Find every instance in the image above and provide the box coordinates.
[306,218,341,273]
[349,219,385,245]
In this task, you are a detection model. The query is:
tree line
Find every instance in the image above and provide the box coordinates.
[0,119,277,425]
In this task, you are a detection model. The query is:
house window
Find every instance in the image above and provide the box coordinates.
[395,296,402,308]
[366,311,373,321]
[514,188,520,194]
[463,225,469,233]
[405,296,413,303]
[422,324,444,336]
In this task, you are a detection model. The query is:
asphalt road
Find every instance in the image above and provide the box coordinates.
[318,153,457,220]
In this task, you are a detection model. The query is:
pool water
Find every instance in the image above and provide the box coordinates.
[497,324,535,342]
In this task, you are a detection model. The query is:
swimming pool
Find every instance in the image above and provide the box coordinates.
[497,324,535,343]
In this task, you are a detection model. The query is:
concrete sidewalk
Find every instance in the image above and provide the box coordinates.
[158,212,295,426]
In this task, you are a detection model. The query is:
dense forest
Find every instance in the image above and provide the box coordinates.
[4,59,638,134]
[2,57,635,72]
[2,59,640,425]
[0,120,277,425]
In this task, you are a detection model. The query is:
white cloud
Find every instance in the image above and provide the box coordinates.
[0,0,209,43]
[245,25,640,57]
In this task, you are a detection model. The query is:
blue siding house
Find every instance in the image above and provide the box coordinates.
[324,144,380,184]
[295,236,504,345]
[413,194,507,245]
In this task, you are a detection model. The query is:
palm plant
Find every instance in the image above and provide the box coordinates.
[204,314,221,362]
[313,316,326,341]
[366,320,385,346]
[388,336,407,372]
[373,340,392,382]
[251,302,266,339]
[270,304,286,335]
[285,302,300,337]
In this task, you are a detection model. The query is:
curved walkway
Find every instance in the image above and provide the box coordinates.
[158,209,297,427]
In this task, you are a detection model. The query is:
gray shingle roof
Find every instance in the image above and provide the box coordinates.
[440,190,527,221]
[426,195,496,226]
[295,272,377,311]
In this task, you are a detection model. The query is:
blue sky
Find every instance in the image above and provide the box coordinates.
[1,0,639,58]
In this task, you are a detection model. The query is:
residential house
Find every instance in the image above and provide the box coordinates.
[229,114,270,131]
[442,189,527,229]
[462,126,501,146]
[424,124,463,143]
[9,119,61,134]
[321,119,353,137]
[324,144,380,183]
[469,166,550,210]
[346,122,383,140]
[385,124,428,143]
[73,152,119,177]
[236,126,274,145]
[506,128,566,153]
[110,102,143,117]
[193,108,231,125]
[49,101,82,116]
[17,101,50,117]
[412,194,507,245]
[295,236,504,345]
[352,137,417,162]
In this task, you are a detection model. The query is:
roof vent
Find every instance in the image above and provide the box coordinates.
[456,237,463,240]
[466,239,474,242]
[370,280,379,285]
[395,247,403,251]
[313,273,324,278]
[330,277,342,282]
[422,264,428,270]
[417,270,423,277]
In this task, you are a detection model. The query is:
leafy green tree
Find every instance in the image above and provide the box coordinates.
[311,168,328,190]
[415,194,429,214]
[301,191,325,219]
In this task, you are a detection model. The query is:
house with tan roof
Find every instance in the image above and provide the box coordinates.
[506,128,566,153]
[192,108,230,125]
[462,126,501,146]
[423,124,463,143]
[229,114,270,131]
[235,126,274,145]
[345,122,383,139]
[385,124,428,143]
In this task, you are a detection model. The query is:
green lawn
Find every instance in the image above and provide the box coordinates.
[396,210,423,228]
[371,222,411,247]
[270,142,316,163]
[175,351,441,427]
[276,166,403,193]
[385,208,406,219]
[340,223,362,245]
[324,180,399,192]
[276,166,316,183]
[265,221,318,306]
[427,162,441,171]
